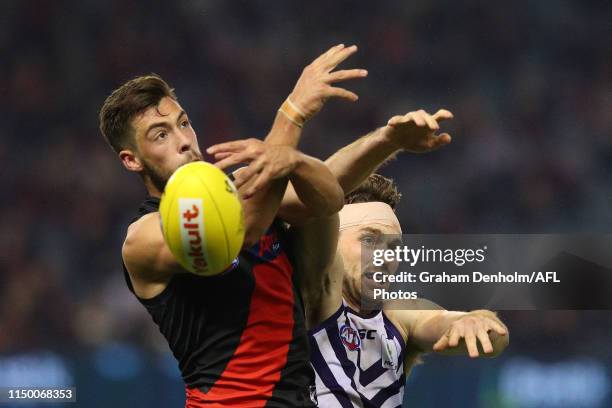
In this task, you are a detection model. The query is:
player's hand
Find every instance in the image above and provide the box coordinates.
[289,44,368,121]
[382,109,454,153]
[432,313,508,358]
[207,139,300,199]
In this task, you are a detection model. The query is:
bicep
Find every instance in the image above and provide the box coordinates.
[293,214,343,326]
[122,213,183,285]
[295,214,339,276]
[391,299,447,352]
[240,178,288,247]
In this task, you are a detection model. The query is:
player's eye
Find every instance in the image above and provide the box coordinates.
[180,119,190,128]
[361,235,377,246]
[157,131,168,140]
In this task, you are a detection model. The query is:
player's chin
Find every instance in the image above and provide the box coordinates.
[361,281,388,302]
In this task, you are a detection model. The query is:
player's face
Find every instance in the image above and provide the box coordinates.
[339,221,401,307]
[127,96,203,192]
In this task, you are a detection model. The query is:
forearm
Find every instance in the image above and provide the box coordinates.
[325,126,399,194]
[241,178,288,247]
[279,154,344,224]
[412,310,466,352]
[239,111,301,246]
[414,309,509,357]
[264,108,303,148]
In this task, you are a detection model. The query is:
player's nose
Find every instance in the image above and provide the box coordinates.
[177,131,195,154]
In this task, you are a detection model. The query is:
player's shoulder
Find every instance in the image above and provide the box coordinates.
[383,308,409,342]
[123,210,180,292]
[128,211,158,229]
[126,212,160,241]
[123,212,163,269]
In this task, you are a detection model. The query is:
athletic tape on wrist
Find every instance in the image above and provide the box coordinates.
[278,98,306,128]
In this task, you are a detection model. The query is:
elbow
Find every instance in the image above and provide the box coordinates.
[242,228,262,249]
[242,215,268,248]
[330,183,346,214]
[318,183,345,217]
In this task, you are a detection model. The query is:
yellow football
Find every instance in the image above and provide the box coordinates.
[159,161,244,276]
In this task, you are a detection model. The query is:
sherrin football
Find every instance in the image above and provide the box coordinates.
[159,161,244,276]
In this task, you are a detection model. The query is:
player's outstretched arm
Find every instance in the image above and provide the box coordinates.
[285,43,367,129]
[390,306,509,359]
[326,109,454,195]
[204,44,364,235]
[281,109,454,222]
[428,309,509,358]
[247,43,367,149]
[256,44,367,224]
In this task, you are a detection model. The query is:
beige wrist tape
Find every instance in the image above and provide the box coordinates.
[278,98,306,128]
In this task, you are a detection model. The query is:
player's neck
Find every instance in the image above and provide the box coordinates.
[343,290,380,317]
[144,178,163,198]
[343,293,361,313]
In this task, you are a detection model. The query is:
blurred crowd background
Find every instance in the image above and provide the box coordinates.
[1,0,611,406]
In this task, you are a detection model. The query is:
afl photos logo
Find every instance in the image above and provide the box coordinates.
[339,324,361,351]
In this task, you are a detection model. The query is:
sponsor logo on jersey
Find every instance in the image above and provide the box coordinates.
[179,199,208,273]
[340,324,361,351]
[358,329,377,340]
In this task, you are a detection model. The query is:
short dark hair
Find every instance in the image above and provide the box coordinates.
[345,173,401,209]
[99,74,177,153]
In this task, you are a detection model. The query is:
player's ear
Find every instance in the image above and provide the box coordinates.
[119,149,144,172]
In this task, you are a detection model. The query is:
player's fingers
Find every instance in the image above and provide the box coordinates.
[244,168,271,199]
[234,158,265,188]
[233,167,258,189]
[411,112,427,127]
[387,115,408,126]
[428,133,452,150]
[214,152,252,170]
[465,331,479,358]
[432,109,454,123]
[326,44,358,70]
[312,44,345,66]
[437,133,452,145]
[476,328,494,354]
[326,69,368,83]
[486,319,508,336]
[213,151,233,160]
[448,326,461,347]
[207,140,248,155]
[433,333,450,352]
[326,86,359,102]
[422,112,440,131]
